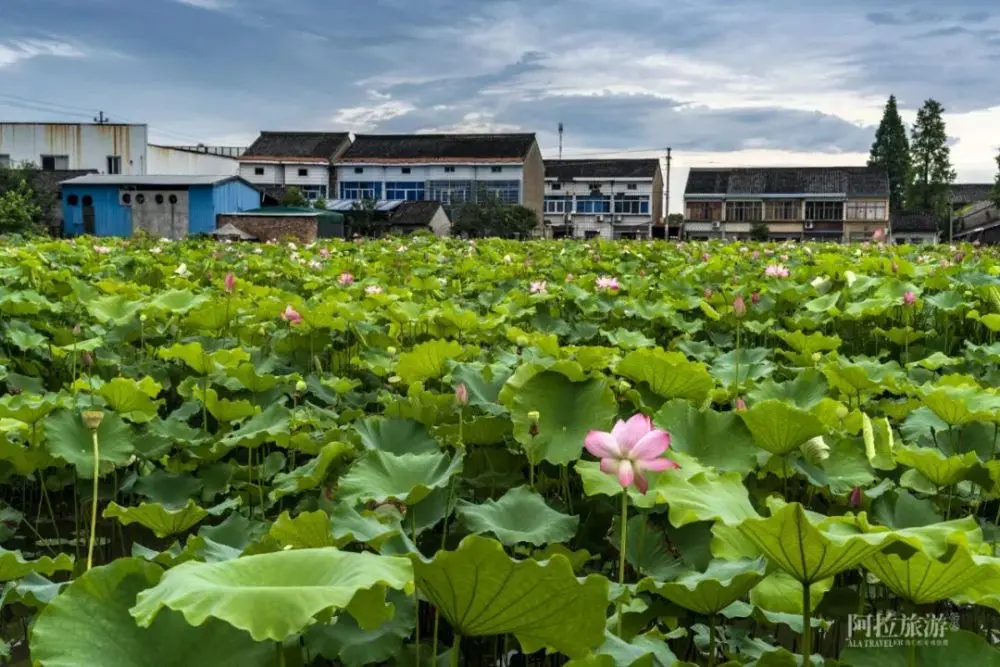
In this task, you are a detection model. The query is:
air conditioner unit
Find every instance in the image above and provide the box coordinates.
[804,221,815,230]
[712,221,721,230]
[564,213,573,222]
[597,215,605,223]
[614,215,623,223]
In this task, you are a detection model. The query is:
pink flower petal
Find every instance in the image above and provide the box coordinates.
[634,472,649,494]
[630,429,671,461]
[584,431,621,459]
[639,457,680,473]
[617,460,636,488]
[600,458,620,476]
[611,414,652,450]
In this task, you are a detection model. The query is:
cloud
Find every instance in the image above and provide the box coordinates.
[330,99,415,130]
[0,39,84,68]
[172,0,234,9]
[415,112,522,135]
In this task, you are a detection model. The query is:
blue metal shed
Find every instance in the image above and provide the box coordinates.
[59,175,261,238]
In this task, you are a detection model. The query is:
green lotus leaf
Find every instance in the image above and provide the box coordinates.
[409,535,608,658]
[0,392,63,425]
[216,403,292,450]
[328,503,401,549]
[396,339,466,384]
[134,469,204,506]
[614,348,715,403]
[456,485,579,546]
[563,630,681,667]
[894,446,979,487]
[270,510,339,548]
[226,363,283,393]
[0,547,73,581]
[653,468,759,527]
[502,366,617,466]
[532,544,595,572]
[919,384,1000,426]
[575,460,659,508]
[304,590,416,667]
[711,348,776,388]
[104,500,216,538]
[30,558,274,667]
[638,557,766,615]
[861,413,896,470]
[653,400,758,474]
[865,547,1000,604]
[270,441,352,501]
[794,437,876,495]
[43,409,135,478]
[747,368,829,410]
[85,294,144,325]
[130,548,414,642]
[191,387,258,423]
[3,572,67,608]
[7,320,47,351]
[339,450,463,505]
[354,416,439,455]
[777,330,842,357]
[98,376,163,423]
[449,361,513,416]
[737,502,899,583]
[739,400,826,456]
[147,288,210,313]
[157,341,213,375]
[748,571,832,614]
[841,630,1000,666]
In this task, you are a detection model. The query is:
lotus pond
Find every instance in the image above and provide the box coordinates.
[3,236,1000,666]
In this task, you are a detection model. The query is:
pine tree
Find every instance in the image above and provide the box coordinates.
[868,95,911,217]
[907,99,956,222]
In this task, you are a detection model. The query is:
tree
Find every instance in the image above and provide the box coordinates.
[992,148,1000,210]
[0,164,49,235]
[280,186,308,207]
[452,196,537,238]
[907,98,956,223]
[749,221,769,241]
[313,196,328,210]
[868,94,911,216]
[349,197,381,237]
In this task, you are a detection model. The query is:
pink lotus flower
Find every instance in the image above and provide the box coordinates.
[320,248,330,258]
[281,305,302,325]
[455,383,469,406]
[224,272,235,293]
[873,228,885,242]
[338,272,354,285]
[751,292,761,306]
[566,274,574,282]
[365,285,382,295]
[751,250,761,260]
[94,245,111,254]
[903,291,916,306]
[735,397,747,412]
[849,486,863,508]
[530,280,547,294]
[780,254,789,261]
[704,287,713,299]
[584,414,678,493]
[701,253,710,262]
[596,275,620,291]
[733,295,746,317]
[764,264,790,278]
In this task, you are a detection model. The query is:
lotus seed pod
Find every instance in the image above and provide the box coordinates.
[82,410,104,430]
[295,380,307,393]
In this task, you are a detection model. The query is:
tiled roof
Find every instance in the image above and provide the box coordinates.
[950,183,994,205]
[892,212,939,232]
[545,159,660,180]
[685,167,889,197]
[339,133,537,162]
[241,132,350,160]
[388,200,444,225]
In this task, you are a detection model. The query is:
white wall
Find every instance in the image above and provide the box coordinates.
[0,123,147,173]
[239,162,283,185]
[283,164,329,188]
[147,146,238,175]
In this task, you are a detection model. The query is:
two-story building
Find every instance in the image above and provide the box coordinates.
[683,167,890,242]
[237,132,352,203]
[0,122,148,174]
[542,159,663,239]
[331,133,545,224]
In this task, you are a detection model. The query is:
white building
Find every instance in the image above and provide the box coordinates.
[543,159,664,239]
[148,144,241,176]
[237,132,352,202]
[331,134,545,221]
[0,122,147,174]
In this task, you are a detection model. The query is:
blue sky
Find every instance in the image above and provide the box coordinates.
[2,0,999,206]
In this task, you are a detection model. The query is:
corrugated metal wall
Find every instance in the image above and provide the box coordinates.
[61,186,132,236]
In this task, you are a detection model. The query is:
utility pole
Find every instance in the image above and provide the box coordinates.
[94,111,108,124]
[664,147,672,239]
[558,122,564,160]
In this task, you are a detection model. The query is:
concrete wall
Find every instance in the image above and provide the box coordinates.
[147,145,238,175]
[131,191,190,238]
[0,123,147,174]
[521,142,545,225]
[218,215,318,243]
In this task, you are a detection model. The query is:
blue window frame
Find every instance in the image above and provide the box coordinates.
[339,181,382,200]
[428,181,473,204]
[614,196,650,215]
[385,181,426,201]
[544,196,572,214]
[478,180,521,205]
[577,196,610,214]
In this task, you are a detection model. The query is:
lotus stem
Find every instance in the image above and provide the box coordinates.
[450,634,461,667]
[413,510,421,667]
[83,410,104,571]
[708,614,717,667]
[801,581,812,662]
[617,491,629,637]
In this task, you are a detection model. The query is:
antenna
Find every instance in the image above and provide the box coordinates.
[558,122,564,160]
[94,111,108,124]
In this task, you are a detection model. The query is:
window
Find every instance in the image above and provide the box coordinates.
[136,194,146,204]
[254,167,265,176]
[584,230,601,239]
[340,181,381,200]
[0,154,9,168]
[385,181,426,201]
[576,196,611,214]
[122,193,131,205]
[298,168,309,177]
[627,184,638,190]
[299,185,327,201]
[804,200,844,221]
[491,166,502,173]
[725,200,763,221]
[155,194,164,204]
[551,183,562,191]
[82,195,93,206]
[544,197,572,214]
[845,201,887,221]
[444,166,456,173]
[107,155,121,175]
[428,181,473,204]
[354,167,364,174]
[764,200,799,220]
[41,154,68,171]
[614,196,650,216]
[168,194,178,204]
[401,167,411,174]
[686,202,722,220]
[67,194,79,206]
[478,180,520,205]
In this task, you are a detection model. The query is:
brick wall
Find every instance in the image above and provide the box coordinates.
[216,215,318,243]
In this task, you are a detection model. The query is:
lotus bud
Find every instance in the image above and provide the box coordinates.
[903,291,916,306]
[733,295,746,317]
[455,383,469,406]
[811,352,822,362]
[891,261,899,274]
[528,411,540,437]
[387,346,397,355]
[295,379,307,393]
[735,397,747,412]
[704,287,712,300]
[835,404,849,421]
[617,379,632,393]
[224,272,236,293]
[801,435,831,465]
[849,486,863,509]
[82,351,93,368]
[140,314,148,323]
[751,292,760,306]
[72,324,82,336]
[82,410,104,431]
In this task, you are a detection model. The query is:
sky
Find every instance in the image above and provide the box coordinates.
[2,0,999,212]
